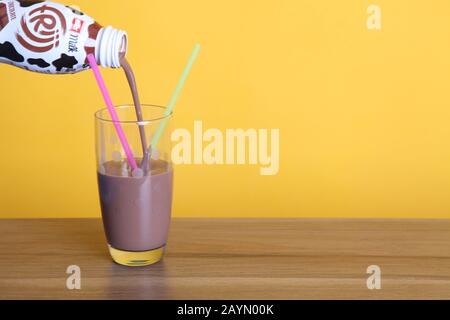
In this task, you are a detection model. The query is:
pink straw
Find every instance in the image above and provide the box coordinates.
[87,54,138,171]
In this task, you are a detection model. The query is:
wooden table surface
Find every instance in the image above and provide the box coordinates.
[0,218,449,300]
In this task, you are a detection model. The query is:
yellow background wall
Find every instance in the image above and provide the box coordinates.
[2,0,450,218]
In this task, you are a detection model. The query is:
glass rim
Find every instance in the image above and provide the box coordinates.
[94,104,173,125]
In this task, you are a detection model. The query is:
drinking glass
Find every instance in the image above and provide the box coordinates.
[95,104,173,267]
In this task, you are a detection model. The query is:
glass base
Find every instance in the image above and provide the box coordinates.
[108,245,165,267]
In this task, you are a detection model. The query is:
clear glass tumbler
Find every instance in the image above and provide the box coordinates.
[95,104,173,267]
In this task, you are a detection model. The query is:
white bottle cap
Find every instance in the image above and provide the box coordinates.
[95,26,128,68]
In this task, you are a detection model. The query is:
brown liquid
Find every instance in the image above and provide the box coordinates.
[120,56,150,174]
[98,159,173,251]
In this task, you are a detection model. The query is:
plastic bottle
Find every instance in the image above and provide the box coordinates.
[0,0,127,74]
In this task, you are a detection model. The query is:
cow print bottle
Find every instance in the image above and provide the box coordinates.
[0,0,127,74]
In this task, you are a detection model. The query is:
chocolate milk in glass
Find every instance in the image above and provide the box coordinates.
[98,159,173,252]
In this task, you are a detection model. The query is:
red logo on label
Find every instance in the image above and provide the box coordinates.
[16,4,67,53]
[70,17,84,33]
[0,3,9,32]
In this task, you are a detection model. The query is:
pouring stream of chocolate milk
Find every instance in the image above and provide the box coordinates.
[120,56,150,174]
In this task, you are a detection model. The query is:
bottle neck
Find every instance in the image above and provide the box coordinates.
[95,26,128,68]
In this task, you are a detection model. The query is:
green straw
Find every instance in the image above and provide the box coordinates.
[151,44,201,148]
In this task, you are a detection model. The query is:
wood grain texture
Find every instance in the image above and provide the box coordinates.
[0,219,449,300]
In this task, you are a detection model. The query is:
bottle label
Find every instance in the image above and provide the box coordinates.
[0,0,101,73]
